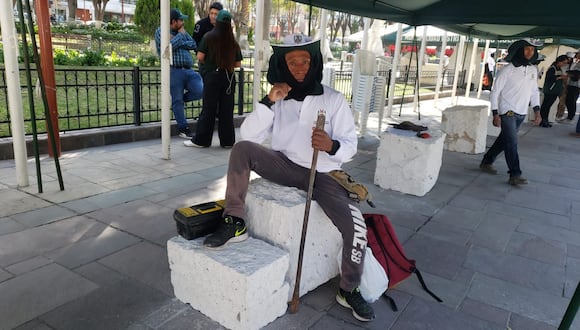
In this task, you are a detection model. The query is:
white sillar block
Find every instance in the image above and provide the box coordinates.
[374,129,445,197]
[245,178,342,299]
[441,105,488,154]
[168,236,289,330]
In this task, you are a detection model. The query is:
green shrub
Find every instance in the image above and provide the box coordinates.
[105,51,136,67]
[81,50,106,66]
[137,54,158,67]
[18,43,35,64]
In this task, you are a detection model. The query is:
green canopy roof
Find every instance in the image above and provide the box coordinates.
[295,0,580,40]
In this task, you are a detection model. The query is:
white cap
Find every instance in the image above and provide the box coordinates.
[283,33,313,46]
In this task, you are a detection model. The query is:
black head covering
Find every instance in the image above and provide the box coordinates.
[267,37,323,101]
[505,39,541,67]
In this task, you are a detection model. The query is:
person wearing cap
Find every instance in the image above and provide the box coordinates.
[192,2,223,45]
[184,10,242,148]
[538,54,569,127]
[155,8,203,139]
[564,50,580,123]
[202,34,375,322]
[479,39,542,186]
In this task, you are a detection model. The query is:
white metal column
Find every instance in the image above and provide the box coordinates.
[477,40,491,98]
[385,23,403,124]
[465,38,479,98]
[434,31,448,105]
[413,26,427,112]
[160,0,171,159]
[0,1,28,186]
[451,35,466,105]
[252,0,265,109]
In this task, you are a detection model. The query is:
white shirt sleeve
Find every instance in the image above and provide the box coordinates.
[240,103,274,143]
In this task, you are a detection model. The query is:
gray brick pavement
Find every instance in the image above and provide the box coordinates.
[0,97,579,329]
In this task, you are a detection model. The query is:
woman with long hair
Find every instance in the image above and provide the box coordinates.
[185,10,242,148]
[539,54,569,127]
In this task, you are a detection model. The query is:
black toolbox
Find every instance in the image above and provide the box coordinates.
[173,200,226,240]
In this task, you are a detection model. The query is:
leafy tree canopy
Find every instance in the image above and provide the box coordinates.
[135,0,195,38]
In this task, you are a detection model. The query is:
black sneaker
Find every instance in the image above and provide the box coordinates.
[178,127,193,139]
[336,287,375,322]
[203,215,248,248]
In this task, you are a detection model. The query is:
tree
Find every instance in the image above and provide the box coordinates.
[92,0,110,22]
[194,0,211,21]
[134,0,195,38]
[67,0,77,21]
[233,0,250,45]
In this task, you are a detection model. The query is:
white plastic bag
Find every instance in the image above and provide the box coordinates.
[337,247,389,303]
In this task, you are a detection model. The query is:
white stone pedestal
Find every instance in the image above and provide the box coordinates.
[441,105,488,154]
[168,236,289,330]
[374,129,445,197]
[245,178,342,299]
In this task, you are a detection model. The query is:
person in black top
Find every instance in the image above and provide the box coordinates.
[539,55,569,127]
[184,10,242,149]
[192,2,223,45]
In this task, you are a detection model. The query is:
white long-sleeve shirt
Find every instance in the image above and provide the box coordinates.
[240,85,357,173]
[490,63,540,115]
[568,61,580,88]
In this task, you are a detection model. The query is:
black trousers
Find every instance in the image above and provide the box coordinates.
[540,93,558,123]
[566,85,580,120]
[193,70,236,147]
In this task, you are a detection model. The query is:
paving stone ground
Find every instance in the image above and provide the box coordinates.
[0,96,579,330]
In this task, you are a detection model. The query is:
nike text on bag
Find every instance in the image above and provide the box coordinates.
[364,213,443,311]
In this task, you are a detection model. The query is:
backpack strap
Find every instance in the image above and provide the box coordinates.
[412,268,443,303]
[382,292,398,312]
[370,214,443,304]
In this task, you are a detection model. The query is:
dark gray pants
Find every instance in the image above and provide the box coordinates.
[224,141,366,291]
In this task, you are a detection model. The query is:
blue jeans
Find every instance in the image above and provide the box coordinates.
[481,112,525,177]
[170,68,203,130]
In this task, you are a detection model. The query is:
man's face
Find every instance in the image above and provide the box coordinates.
[171,18,184,31]
[285,50,311,82]
[209,8,220,25]
[523,46,535,60]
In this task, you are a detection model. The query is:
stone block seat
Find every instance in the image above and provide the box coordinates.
[167,178,343,329]
[244,178,343,299]
[441,105,488,154]
[168,236,290,330]
[374,128,445,197]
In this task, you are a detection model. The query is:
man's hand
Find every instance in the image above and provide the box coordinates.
[533,113,542,125]
[311,128,332,152]
[268,83,292,102]
[492,115,501,127]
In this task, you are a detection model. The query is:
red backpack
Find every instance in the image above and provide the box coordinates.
[364,213,442,310]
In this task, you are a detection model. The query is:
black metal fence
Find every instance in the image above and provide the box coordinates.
[0,67,261,138]
[0,66,463,138]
